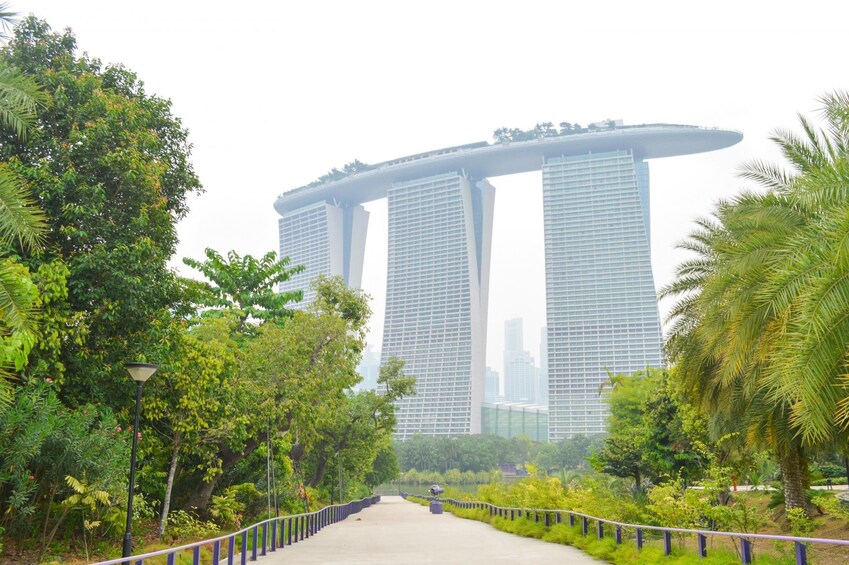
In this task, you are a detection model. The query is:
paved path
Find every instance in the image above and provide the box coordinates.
[260,496,603,564]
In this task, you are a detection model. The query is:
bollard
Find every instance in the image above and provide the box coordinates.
[741,538,752,564]
[795,541,807,565]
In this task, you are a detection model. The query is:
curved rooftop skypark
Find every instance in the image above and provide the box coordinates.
[275,123,742,441]
[274,124,742,213]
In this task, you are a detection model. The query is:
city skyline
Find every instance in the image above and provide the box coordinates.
[22,1,844,394]
[276,125,740,438]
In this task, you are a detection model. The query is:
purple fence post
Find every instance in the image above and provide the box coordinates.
[251,526,258,560]
[511,509,515,521]
[795,541,807,565]
[698,533,707,557]
[167,553,176,565]
[228,534,235,565]
[261,522,267,555]
[241,530,248,565]
[636,528,643,550]
[597,520,604,540]
[741,538,753,564]
[271,521,277,551]
[569,514,575,527]
[192,546,200,565]
[664,531,672,556]
[213,540,221,562]
[615,526,622,544]
[300,515,305,541]
[545,513,551,527]
[582,516,589,536]
[535,512,540,523]
[287,517,293,545]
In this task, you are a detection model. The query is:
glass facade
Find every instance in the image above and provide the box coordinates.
[481,403,548,442]
[543,150,664,441]
[382,172,494,438]
[278,201,368,307]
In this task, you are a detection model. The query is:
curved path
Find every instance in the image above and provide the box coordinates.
[261,496,603,564]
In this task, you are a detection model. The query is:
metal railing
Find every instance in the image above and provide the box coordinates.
[404,493,848,565]
[93,495,381,565]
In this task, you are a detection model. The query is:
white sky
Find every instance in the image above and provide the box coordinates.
[18,0,849,377]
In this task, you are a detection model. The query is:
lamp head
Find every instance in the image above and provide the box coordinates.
[125,362,158,383]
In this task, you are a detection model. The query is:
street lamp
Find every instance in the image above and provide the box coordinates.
[122,362,158,559]
[337,451,343,503]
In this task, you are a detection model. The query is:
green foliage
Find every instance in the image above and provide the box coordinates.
[396,433,552,473]
[209,483,261,528]
[785,507,815,537]
[591,368,709,490]
[163,509,218,542]
[0,16,202,408]
[662,91,849,510]
[182,248,304,329]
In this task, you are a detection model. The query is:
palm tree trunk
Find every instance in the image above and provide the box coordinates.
[158,433,181,537]
[782,445,807,511]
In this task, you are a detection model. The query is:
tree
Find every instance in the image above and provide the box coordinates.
[184,275,372,510]
[0,17,202,406]
[661,92,849,509]
[591,369,707,489]
[182,248,304,330]
[0,17,49,389]
[304,356,414,489]
[144,314,240,536]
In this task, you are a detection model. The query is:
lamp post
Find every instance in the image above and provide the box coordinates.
[122,362,158,559]
[337,451,343,503]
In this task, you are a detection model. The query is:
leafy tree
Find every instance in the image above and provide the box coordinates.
[144,314,240,536]
[591,369,707,489]
[182,248,303,330]
[304,356,414,489]
[0,17,202,406]
[184,275,371,510]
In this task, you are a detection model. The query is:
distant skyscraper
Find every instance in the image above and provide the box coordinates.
[355,347,381,391]
[539,327,549,405]
[503,318,537,403]
[381,173,494,438]
[543,150,664,440]
[504,318,523,352]
[484,366,500,404]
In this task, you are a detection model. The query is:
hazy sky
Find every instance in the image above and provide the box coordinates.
[17,1,848,377]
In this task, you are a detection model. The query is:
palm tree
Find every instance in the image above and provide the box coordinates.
[0,8,48,391]
[662,191,812,509]
[662,91,849,510]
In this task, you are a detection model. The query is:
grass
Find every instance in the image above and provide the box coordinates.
[443,504,801,564]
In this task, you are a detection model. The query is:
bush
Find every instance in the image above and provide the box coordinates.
[163,509,219,541]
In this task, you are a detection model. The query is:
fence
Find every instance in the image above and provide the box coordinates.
[93,495,381,565]
[403,493,849,565]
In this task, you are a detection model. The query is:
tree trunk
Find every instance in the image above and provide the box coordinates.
[782,445,807,511]
[39,505,70,563]
[159,432,181,537]
[186,435,261,510]
[309,454,329,488]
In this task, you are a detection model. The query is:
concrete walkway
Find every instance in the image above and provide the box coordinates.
[260,496,603,564]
